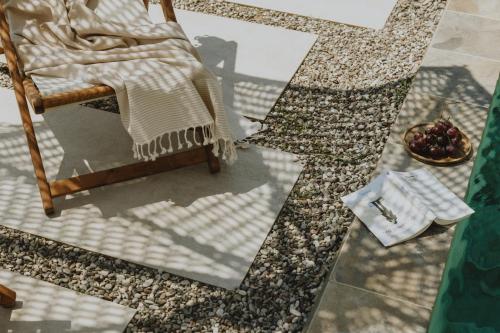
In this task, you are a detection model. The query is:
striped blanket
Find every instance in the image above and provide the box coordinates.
[3,0,236,162]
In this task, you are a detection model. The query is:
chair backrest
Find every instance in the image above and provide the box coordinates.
[0,0,177,113]
[0,2,25,88]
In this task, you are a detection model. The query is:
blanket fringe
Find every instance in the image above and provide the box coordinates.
[132,123,236,164]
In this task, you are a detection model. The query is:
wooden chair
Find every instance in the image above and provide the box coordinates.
[0,0,220,216]
[0,284,16,308]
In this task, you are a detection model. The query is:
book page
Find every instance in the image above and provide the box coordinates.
[342,172,436,247]
[391,169,474,224]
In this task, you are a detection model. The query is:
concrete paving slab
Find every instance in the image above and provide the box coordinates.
[332,215,457,310]
[415,48,500,107]
[432,11,500,61]
[448,0,500,21]
[0,269,136,333]
[0,101,303,290]
[307,281,430,333]
[306,5,494,333]
[226,0,397,30]
[150,7,317,120]
[330,90,489,308]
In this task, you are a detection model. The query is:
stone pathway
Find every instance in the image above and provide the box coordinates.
[0,0,448,331]
[0,269,136,332]
[225,0,397,30]
[0,6,312,291]
[307,0,500,332]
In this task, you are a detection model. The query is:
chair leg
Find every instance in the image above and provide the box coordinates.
[1,12,54,215]
[17,90,54,215]
[0,284,16,308]
[195,127,221,174]
[204,145,221,174]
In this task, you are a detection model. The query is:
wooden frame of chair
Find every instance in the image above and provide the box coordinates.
[0,0,220,216]
[0,284,16,308]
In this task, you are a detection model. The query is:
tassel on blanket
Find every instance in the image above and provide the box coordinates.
[131,123,236,164]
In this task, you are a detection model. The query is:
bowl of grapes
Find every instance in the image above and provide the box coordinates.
[403,118,472,166]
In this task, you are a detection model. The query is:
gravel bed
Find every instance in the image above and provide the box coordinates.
[0,0,446,332]
[0,62,13,90]
[84,96,120,113]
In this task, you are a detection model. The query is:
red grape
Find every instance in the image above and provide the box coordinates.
[429,146,446,159]
[430,146,440,159]
[451,137,461,146]
[436,122,447,134]
[429,126,440,135]
[439,119,453,130]
[413,132,424,141]
[415,137,426,149]
[446,144,457,156]
[409,141,418,153]
[426,134,437,145]
[447,127,459,138]
[436,135,448,147]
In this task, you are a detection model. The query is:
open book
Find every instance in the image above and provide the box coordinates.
[341,169,474,247]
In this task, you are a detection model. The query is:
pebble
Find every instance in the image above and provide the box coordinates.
[216,308,225,317]
[304,259,315,268]
[142,279,154,288]
[290,306,302,317]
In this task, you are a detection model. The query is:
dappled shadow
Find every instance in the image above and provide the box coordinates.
[0,1,306,290]
[194,35,285,120]
[0,103,301,287]
[380,65,492,194]
[309,281,430,333]
[313,64,493,332]
[0,270,134,332]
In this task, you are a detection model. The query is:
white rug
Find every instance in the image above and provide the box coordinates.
[0,269,136,333]
[0,89,303,289]
[226,0,397,29]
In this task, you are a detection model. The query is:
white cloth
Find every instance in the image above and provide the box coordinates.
[3,0,237,162]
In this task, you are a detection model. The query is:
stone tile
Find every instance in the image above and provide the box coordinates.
[0,104,303,290]
[448,0,500,21]
[0,269,136,332]
[226,0,397,30]
[331,92,490,309]
[150,7,317,120]
[332,217,456,309]
[380,92,489,186]
[307,281,430,333]
[309,8,497,331]
[414,48,500,107]
[432,11,500,61]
